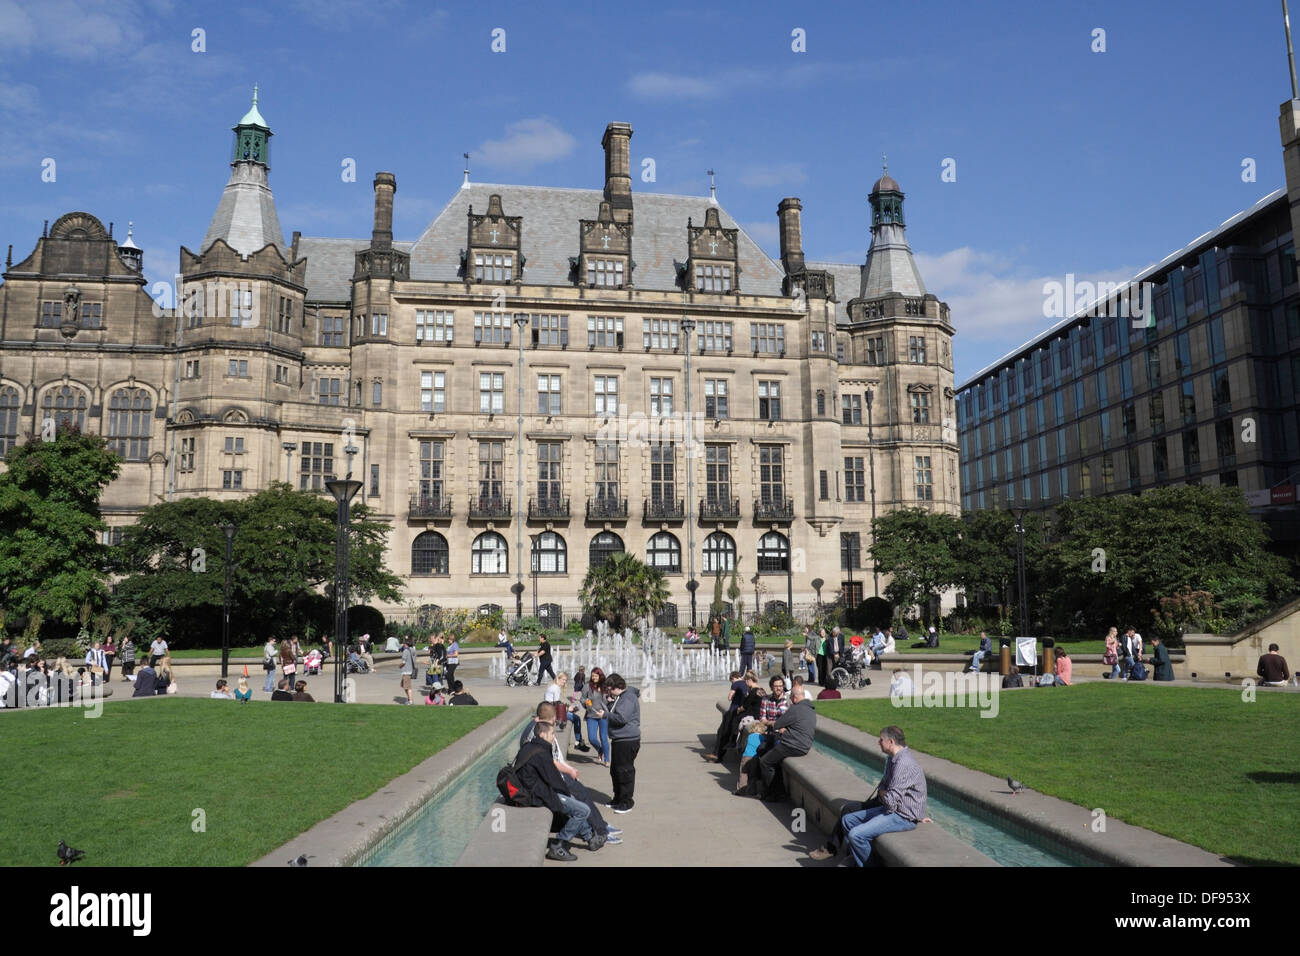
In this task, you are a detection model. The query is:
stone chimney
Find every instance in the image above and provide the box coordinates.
[601,123,634,223]
[777,197,804,274]
[372,172,396,248]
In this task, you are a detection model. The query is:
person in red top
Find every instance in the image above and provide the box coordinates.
[816,675,842,700]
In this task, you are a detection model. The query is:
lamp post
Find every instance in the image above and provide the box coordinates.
[751,572,761,624]
[281,442,297,484]
[529,533,540,619]
[221,523,236,679]
[514,312,529,623]
[681,314,697,627]
[326,474,363,703]
[1012,507,1029,637]
[865,387,879,597]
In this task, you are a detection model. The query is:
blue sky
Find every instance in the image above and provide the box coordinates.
[0,0,1290,382]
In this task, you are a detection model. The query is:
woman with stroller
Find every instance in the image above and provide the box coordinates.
[584,667,612,767]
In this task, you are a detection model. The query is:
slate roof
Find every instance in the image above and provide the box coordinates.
[200,163,288,259]
[298,237,414,303]
[861,223,927,300]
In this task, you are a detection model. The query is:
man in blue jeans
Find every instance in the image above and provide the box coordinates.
[514,719,606,861]
[808,725,928,865]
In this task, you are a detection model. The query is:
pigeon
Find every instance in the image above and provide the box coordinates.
[288,854,309,867]
[57,840,85,865]
[1007,777,1026,796]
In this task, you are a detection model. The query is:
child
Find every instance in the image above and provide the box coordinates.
[425,680,447,705]
[734,719,768,795]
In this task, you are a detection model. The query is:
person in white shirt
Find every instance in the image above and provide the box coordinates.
[209,679,235,699]
[84,641,107,685]
[149,637,169,667]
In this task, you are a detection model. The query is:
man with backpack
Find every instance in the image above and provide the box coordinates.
[508,719,606,861]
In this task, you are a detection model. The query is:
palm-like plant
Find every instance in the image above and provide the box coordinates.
[579,552,670,629]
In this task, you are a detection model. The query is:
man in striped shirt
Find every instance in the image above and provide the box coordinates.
[809,725,929,865]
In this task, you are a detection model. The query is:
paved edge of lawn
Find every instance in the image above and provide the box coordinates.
[816,714,1235,868]
[250,702,531,868]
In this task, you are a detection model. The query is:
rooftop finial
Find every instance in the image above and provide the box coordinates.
[462,151,471,189]
[252,83,259,108]
[707,168,717,204]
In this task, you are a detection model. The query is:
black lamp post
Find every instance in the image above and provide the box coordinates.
[751,572,761,623]
[865,387,879,598]
[1012,507,1029,637]
[326,475,363,703]
[221,523,236,679]
[686,578,699,629]
[529,533,540,619]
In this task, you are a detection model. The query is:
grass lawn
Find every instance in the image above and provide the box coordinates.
[0,698,503,866]
[818,683,1300,866]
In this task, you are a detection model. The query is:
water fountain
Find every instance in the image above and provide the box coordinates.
[486,618,738,683]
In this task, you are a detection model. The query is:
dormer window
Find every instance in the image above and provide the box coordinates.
[694,263,731,292]
[475,253,513,282]
[587,258,624,287]
[579,200,632,289]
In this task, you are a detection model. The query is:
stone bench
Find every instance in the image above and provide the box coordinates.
[780,750,999,867]
[456,803,554,866]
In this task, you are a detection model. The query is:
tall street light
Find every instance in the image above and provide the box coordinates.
[1012,506,1029,637]
[529,532,541,619]
[221,523,236,679]
[514,312,529,623]
[326,474,363,703]
[681,314,698,627]
[865,387,879,598]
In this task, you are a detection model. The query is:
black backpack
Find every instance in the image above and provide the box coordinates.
[495,761,535,807]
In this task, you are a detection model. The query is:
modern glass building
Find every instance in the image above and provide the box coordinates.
[955,188,1300,555]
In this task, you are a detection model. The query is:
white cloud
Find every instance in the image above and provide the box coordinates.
[627,69,764,100]
[475,117,577,172]
[913,247,1142,376]
[0,0,147,57]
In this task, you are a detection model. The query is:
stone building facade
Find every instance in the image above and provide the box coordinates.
[0,95,959,624]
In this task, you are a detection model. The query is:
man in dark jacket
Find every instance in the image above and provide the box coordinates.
[606,674,641,812]
[739,626,756,673]
[514,720,605,860]
[825,628,844,670]
[758,684,816,801]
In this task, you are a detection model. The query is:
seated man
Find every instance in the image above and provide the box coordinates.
[271,678,295,701]
[809,725,928,865]
[756,684,816,802]
[514,720,605,861]
[967,632,993,673]
[131,664,159,697]
[448,680,478,705]
[1256,643,1291,687]
[209,679,235,699]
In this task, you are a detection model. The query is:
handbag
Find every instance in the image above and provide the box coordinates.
[284,661,297,675]
[263,656,275,671]
[555,701,568,723]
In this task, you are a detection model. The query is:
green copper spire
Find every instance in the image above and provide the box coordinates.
[231,85,272,168]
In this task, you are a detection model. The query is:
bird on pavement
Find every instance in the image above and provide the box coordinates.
[1007,776,1026,796]
[288,854,310,867]
[57,840,85,865]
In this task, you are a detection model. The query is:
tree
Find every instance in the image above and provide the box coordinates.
[953,508,1046,608]
[1035,486,1293,638]
[870,508,962,622]
[114,483,404,645]
[579,552,669,629]
[709,565,725,621]
[0,430,120,632]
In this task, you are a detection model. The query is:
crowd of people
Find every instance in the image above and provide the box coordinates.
[497,670,641,861]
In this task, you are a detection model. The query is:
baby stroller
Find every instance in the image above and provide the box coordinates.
[303,650,323,676]
[830,644,873,690]
[505,653,538,687]
[345,650,371,674]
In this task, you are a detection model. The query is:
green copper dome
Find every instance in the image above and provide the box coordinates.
[238,84,268,129]
[230,85,272,168]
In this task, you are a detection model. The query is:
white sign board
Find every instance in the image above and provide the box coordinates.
[1015,637,1037,667]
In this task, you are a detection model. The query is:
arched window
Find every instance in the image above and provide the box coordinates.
[531,531,567,574]
[757,531,790,573]
[108,387,152,459]
[0,386,19,456]
[538,603,563,629]
[646,531,681,573]
[589,531,624,570]
[472,532,509,574]
[411,531,449,576]
[656,602,679,627]
[42,385,87,434]
[701,531,736,573]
